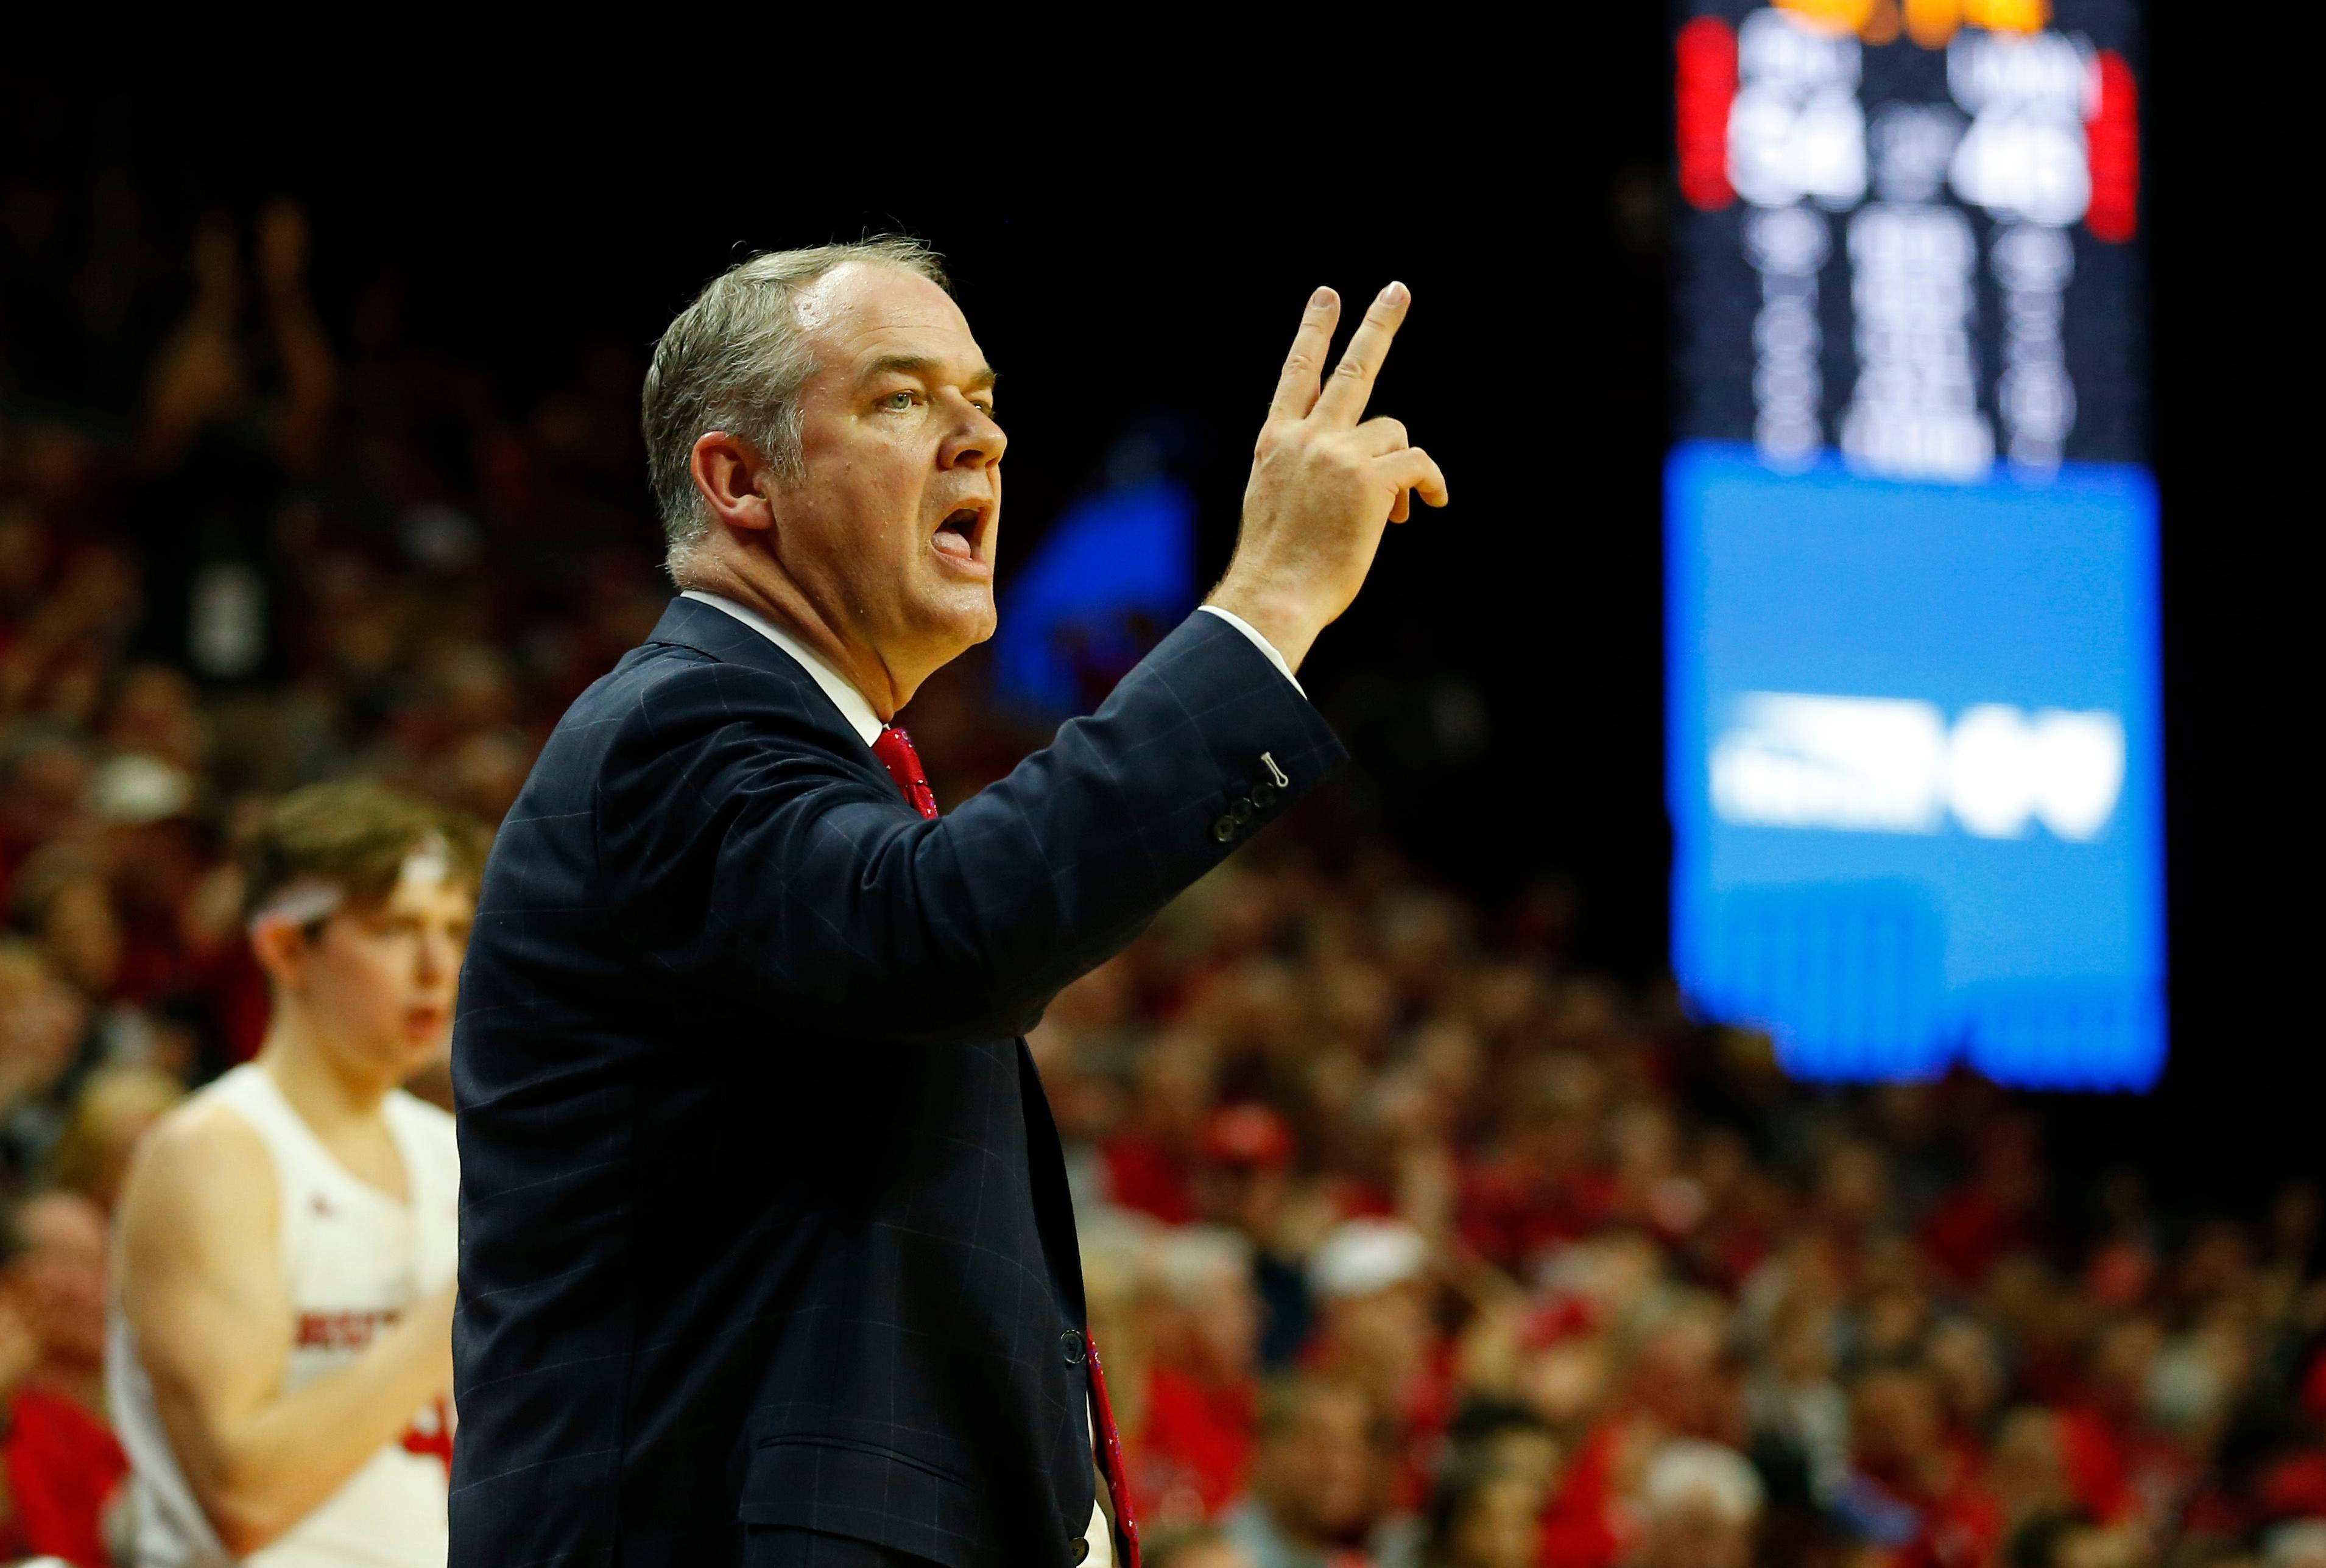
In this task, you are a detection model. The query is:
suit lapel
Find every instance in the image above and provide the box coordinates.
[641,598,906,801]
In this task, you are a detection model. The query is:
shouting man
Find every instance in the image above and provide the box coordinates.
[452,237,1446,1568]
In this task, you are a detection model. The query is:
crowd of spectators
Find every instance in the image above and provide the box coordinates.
[7,194,2326,1568]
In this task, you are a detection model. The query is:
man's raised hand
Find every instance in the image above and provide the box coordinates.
[1209,283,1450,672]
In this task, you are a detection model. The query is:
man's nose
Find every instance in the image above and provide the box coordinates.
[417,929,459,985]
[940,398,1007,470]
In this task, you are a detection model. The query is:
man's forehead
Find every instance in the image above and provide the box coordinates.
[798,263,985,371]
[383,848,475,913]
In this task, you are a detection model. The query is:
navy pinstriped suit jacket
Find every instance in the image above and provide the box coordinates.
[448,596,1344,1567]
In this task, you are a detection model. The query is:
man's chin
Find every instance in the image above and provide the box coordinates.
[914,592,997,656]
[388,1036,451,1079]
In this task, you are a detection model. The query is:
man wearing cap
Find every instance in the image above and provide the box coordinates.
[1193,1105,1312,1368]
[450,239,1445,1568]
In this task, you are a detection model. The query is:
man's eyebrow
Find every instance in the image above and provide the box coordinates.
[859,354,1000,393]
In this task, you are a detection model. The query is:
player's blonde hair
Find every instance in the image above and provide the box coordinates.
[241,781,488,927]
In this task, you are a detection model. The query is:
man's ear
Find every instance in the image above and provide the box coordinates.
[248,916,314,991]
[689,431,776,535]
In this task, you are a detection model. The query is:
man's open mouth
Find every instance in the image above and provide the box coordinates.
[932,503,987,565]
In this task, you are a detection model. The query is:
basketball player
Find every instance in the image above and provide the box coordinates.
[108,782,484,1567]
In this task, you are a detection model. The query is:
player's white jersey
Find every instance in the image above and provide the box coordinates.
[108,1063,459,1568]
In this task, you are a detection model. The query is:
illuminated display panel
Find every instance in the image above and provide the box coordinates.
[1666,0,2162,1088]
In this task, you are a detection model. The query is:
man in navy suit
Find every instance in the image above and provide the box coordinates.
[449,237,1447,1568]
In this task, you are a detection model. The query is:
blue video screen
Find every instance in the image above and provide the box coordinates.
[994,471,1196,717]
[1667,443,2163,1087]
[1666,1,2158,1088]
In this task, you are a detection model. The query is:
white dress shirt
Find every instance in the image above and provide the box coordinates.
[676,589,1305,1566]
[680,591,887,744]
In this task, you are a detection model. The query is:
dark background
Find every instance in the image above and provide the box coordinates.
[0,20,2306,1206]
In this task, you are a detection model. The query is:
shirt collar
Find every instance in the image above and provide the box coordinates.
[678,590,885,745]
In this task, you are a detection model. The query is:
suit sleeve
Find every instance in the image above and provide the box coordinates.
[596,610,1347,1042]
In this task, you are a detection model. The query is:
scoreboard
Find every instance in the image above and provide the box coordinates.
[1665,0,2162,1088]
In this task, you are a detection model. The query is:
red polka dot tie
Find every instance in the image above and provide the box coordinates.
[1085,1332,1141,1567]
[871,725,938,820]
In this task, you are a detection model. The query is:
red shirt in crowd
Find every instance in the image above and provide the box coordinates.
[1,1385,127,1567]
[1140,1365,1257,1519]
[1538,1420,1626,1568]
[1103,1136,1195,1226]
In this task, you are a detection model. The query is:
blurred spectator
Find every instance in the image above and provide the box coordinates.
[1194,1103,1317,1368]
[1631,1439,1762,1568]
[1222,1378,1409,1567]
[43,1066,186,1214]
[0,1195,127,1566]
[0,943,85,1181]
[1144,1226,1266,1522]
[1411,1447,1545,1568]
[1305,1220,1454,1513]
[4,1193,109,1418]
[8,846,122,1002]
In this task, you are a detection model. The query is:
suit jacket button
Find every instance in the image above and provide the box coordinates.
[1230,796,1254,823]
[1070,1538,1090,1564]
[1211,815,1237,843]
[1252,781,1278,809]
[1062,1329,1087,1365]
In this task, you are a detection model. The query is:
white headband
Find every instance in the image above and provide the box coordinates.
[247,878,345,935]
[246,835,454,937]
[400,835,451,891]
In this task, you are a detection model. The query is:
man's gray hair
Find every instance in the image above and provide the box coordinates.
[641,236,950,577]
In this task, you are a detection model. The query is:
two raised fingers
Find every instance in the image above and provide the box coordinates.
[1267,287,1343,422]
[1268,281,1412,426]
[1266,281,1444,519]
[1311,282,1411,428]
